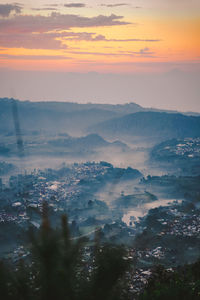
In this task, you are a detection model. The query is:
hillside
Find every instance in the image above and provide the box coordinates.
[1,98,199,140]
[0,133,129,157]
[89,112,200,139]
[47,134,128,153]
[0,98,144,135]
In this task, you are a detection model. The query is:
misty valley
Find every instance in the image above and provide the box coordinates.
[0,0,199,297]
[0,98,200,297]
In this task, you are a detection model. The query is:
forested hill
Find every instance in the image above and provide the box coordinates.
[0,98,143,135]
[89,111,200,139]
[1,98,199,138]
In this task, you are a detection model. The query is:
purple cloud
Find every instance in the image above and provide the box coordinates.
[0,32,68,49]
[0,3,22,17]
[100,3,128,7]
[44,4,58,7]
[0,13,130,33]
[64,3,85,8]
[0,28,160,50]
[31,8,58,11]
[0,12,131,49]
[61,32,160,42]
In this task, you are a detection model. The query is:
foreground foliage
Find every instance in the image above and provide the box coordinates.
[0,203,200,300]
[0,204,131,300]
[140,262,200,300]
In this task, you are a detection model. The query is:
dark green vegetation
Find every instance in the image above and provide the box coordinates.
[1,207,200,300]
[140,262,200,300]
[141,174,200,200]
[0,205,131,300]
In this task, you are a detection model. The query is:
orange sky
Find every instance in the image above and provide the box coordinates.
[0,0,199,73]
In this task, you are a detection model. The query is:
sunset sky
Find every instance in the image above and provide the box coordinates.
[0,0,199,110]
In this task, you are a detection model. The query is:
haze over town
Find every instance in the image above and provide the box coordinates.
[0,0,200,298]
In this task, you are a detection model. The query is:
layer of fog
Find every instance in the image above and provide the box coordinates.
[0,135,177,228]
[122,199,183,226]
[1,69,200,112]
[0,141,166,183]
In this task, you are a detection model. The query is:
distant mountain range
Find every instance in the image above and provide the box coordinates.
[89,112,200,139]
[0,98,143,135]
[0,98,199,139]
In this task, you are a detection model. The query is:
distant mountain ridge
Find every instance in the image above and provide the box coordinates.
[0,98,199,139]
[0,98,143,135]
[0,97,144,115]
[89,112,200,139]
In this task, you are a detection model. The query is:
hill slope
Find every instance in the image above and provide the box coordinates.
[89,112,200,139]
[0,98,144,135]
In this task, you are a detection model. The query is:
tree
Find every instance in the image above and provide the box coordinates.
[0,202,131,300]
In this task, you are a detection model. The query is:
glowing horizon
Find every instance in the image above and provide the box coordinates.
[0,0,199,73]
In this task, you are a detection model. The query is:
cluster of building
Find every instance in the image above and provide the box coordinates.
[163,209,200,237]
[6,245,30,263]
[135,247,166,264]
[130,268,152,295]
[163,137,200,159]
[1,159,200,295]
[0,210,17,223]
[0,162,112,225]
